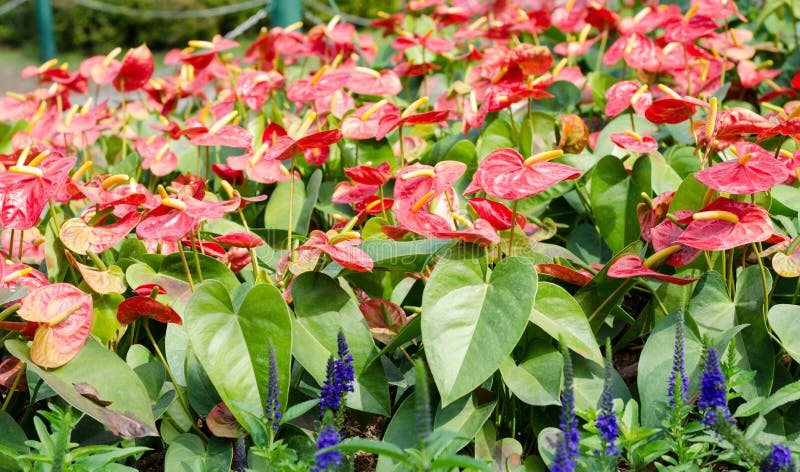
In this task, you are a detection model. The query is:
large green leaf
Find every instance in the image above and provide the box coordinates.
[0,411,27,471]
[637,312,704,427]
[164,434,232,472]
[182,281,292,431]
[434,393,497,451]
[291,272,389,415]
[5,339,157,438]
[734,266,774,400]
[500,344,562,406]
[263,177,306,231]
[295,168,322,236]
[376,394,420,472]
[477,118,514,159]
[590,155,651,253]
[530,282,602,364]
[422,249,537,405]
[769,304,800,365]
[688,271,735,340]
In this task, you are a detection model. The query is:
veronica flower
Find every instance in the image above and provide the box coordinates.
[667,310,689,407]
[319,331,355,418]
[596,340,619,456]
[698,347,733,428]
[552,348,579,472]
[264,346,282,430]
[311,424,343,472]
[761,444,796,472]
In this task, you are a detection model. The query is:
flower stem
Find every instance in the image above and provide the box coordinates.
[508,199,519,257]
[0,362,25,412]
[143,319,207,441]
[177,242,195,292]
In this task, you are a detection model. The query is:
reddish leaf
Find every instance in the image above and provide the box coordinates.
[358,298,409,344]
[558,114,589,154]
[535,263,594,286]
[206,402,241,438]
[0,357,27,392]
[117,296,182,325]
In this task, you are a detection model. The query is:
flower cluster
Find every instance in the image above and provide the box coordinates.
[698,347,733,428]
[596,341,619,457]
[264,346,282,430]
[761,444,796,472]
[311,424,343,472]
[667,310,689,407]
[553,348,579,472]
[319,331,355,418]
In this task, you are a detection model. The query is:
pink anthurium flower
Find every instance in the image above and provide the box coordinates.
[605,81,652,117]
[296,230,373,272]
[134,136,178,176]
[610,130,658,153]
[18,283,93,368]
[341,100,401,140]
[694,142,788,194]
[651,220,701,266]
[468,198,526,231]
[188,111,253,149]
[0,150,76,230]
[213,232,264,248]
[465,148,580,200]
[607,254,699,285]
[347,67,402,96]
[645,85,708,124]
[676,197,773,250]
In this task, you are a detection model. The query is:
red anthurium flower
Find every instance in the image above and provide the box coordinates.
[468,198,526,231]
[117,296,182,325]
[355,195,394,215]
[535,263,594,286]
[698,107,772,149]
[59,211,141,255]
[188,111,253,149]
[341,100,401,140]
[296,230,373,272]
[392,29,454,55]
[136,185,241,242]
[1,263,49,291]
[465,148,580,200]
[211,163,245,185]
[694,142,788,194]
[645,85,708,124]
[21,59,88,94]
[134,135,178,176]
[332,181,381,204]
[651,220,701,266]
[607,254,699,285]
[375,97,450,141]
[394,161,466,212]
[132,284,166,296]
[213,232,264,248]
[181,239,227,258]
[0,150,76,230]
[610,130,658,153]
[178,35,238,70]
[637,191,674,242]
[345,162,392,186]
[433,219,501,247]
[113,44,154,92]
[80,48,123,86]
[286,65,351,102]
[662,9,718,43]
[676,197,773,250]
[347,67,402,96]
[605,81,652,118]
[1,227,45,264]
[236,70,285,111]
[604,32,659,71]
[389,205,453,239]
[18,283,93,368]
[737,59,781,88]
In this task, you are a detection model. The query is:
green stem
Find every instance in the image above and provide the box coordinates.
[0,362,25,412]
[143,319,208,441]
[0,303,21,322]
[177,242,195,292]
[189,232,204,283]
[287,157,297,262]
[398,126,405,166]
[508,199,519,257]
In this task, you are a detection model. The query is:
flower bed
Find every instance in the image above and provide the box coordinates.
[1,0,800,470]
